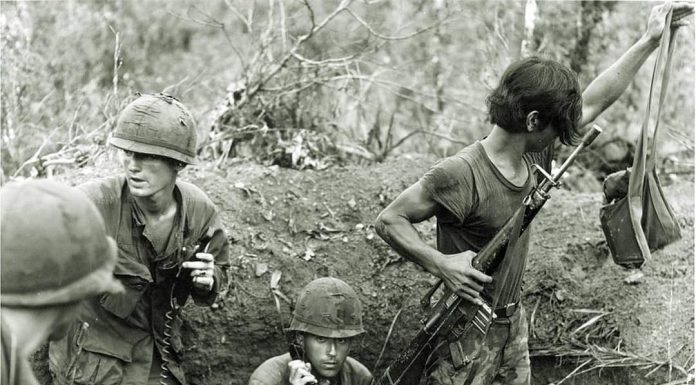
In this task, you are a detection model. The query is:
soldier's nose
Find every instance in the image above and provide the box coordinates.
[327,341,337,357]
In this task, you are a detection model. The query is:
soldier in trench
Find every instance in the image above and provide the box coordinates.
[375,2,693,385]
[48,93,231,385]
[249,277,373,385]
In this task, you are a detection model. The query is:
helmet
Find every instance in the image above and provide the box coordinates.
[109,93,197,164]
[288,277,365,338]
[1,180,123,307]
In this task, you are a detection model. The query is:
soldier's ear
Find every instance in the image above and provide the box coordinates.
[296,333,305,345]
[172,161,186,172]
[526,111,540,132]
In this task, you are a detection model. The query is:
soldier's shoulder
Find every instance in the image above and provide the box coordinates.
[77,176,125,204]
[177,180,216,208]
[452,141,485,164]
[344,356,373,384]
[248,353,290,385]
[428,143,481,173]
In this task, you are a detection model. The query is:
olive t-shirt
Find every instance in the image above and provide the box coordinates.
[420,141,552,305]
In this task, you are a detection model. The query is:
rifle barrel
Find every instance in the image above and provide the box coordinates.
[551,124,602,185]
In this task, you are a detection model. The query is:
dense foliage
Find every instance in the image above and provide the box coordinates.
[1,0,693,181]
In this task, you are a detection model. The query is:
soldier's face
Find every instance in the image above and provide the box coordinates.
[304,334,352,378]
[119,150,179,198]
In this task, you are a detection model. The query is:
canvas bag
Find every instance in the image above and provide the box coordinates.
[600,10,681,268]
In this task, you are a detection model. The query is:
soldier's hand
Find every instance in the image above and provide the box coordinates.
[437,250,492,306]
[182,252,215,291]
[645,1,694,42]
[288,360,317,385]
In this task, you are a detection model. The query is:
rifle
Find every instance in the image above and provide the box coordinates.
[374,125,603,385]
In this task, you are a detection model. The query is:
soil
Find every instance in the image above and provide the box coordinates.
[31,154,694,385]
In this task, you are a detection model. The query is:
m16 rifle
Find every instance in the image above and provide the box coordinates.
[374,125,603,385]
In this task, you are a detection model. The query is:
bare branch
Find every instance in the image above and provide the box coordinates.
[224,0,253,32]
[264,0,275,60]
[302,0,316,31]
[385,128,468,157]
[290,51,359,66]
[245,0,354,100]
[372,307,403,373]
[278,0,287,52]
[108,25,121,97]
[344,7,449,41]
[260,72,485,114]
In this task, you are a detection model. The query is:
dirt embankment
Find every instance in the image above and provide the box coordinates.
[34,155,694,385]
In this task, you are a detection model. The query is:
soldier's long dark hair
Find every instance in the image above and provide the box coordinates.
[486,56,583,146]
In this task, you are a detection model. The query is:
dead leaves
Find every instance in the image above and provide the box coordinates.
[270,270,291,305]
[277,130,335,171]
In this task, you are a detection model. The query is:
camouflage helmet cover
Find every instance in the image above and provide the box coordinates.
[1,180,123,307]
[288,277,366,338]
[109,93,198,164]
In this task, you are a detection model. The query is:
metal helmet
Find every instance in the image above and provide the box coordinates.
[109,93,198,164]
[1,180,123,307]
[288,277,366,338]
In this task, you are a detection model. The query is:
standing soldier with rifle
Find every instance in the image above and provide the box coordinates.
[249,277,373,385]
[375,2,693,384]
[49,93,231,385]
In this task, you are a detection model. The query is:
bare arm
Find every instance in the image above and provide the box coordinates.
[375,181,491,304]
[581,1,693,127]
[375,182,444,274]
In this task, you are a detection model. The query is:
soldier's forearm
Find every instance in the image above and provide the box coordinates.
[581,34,658,127]
[375,213,444,278]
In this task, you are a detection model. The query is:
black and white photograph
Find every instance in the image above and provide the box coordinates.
[0,1,694,384]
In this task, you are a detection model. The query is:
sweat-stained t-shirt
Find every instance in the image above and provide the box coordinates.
[420,141,553,305]
[248,353,373,385]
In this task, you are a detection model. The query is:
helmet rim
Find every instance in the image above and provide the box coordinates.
[110,136,197,165]
[286,319,366,339]
[1,226,123,307]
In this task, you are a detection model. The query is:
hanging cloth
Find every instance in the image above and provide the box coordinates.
[600,9,682,268]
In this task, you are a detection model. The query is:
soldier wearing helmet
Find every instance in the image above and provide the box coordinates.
[249,277,373,385]
[48,93,231,385]
[1,180,122,385]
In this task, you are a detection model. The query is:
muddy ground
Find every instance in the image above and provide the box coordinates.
[33,154,694,385]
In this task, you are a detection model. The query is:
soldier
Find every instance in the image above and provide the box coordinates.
[375,2,693,385]
[249,277,372,385]
[1,180,123,385]
[48,93,231,385]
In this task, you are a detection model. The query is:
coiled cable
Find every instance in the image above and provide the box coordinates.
[160,243,201,385]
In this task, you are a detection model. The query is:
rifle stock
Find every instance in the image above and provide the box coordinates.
[373,125,602,385]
